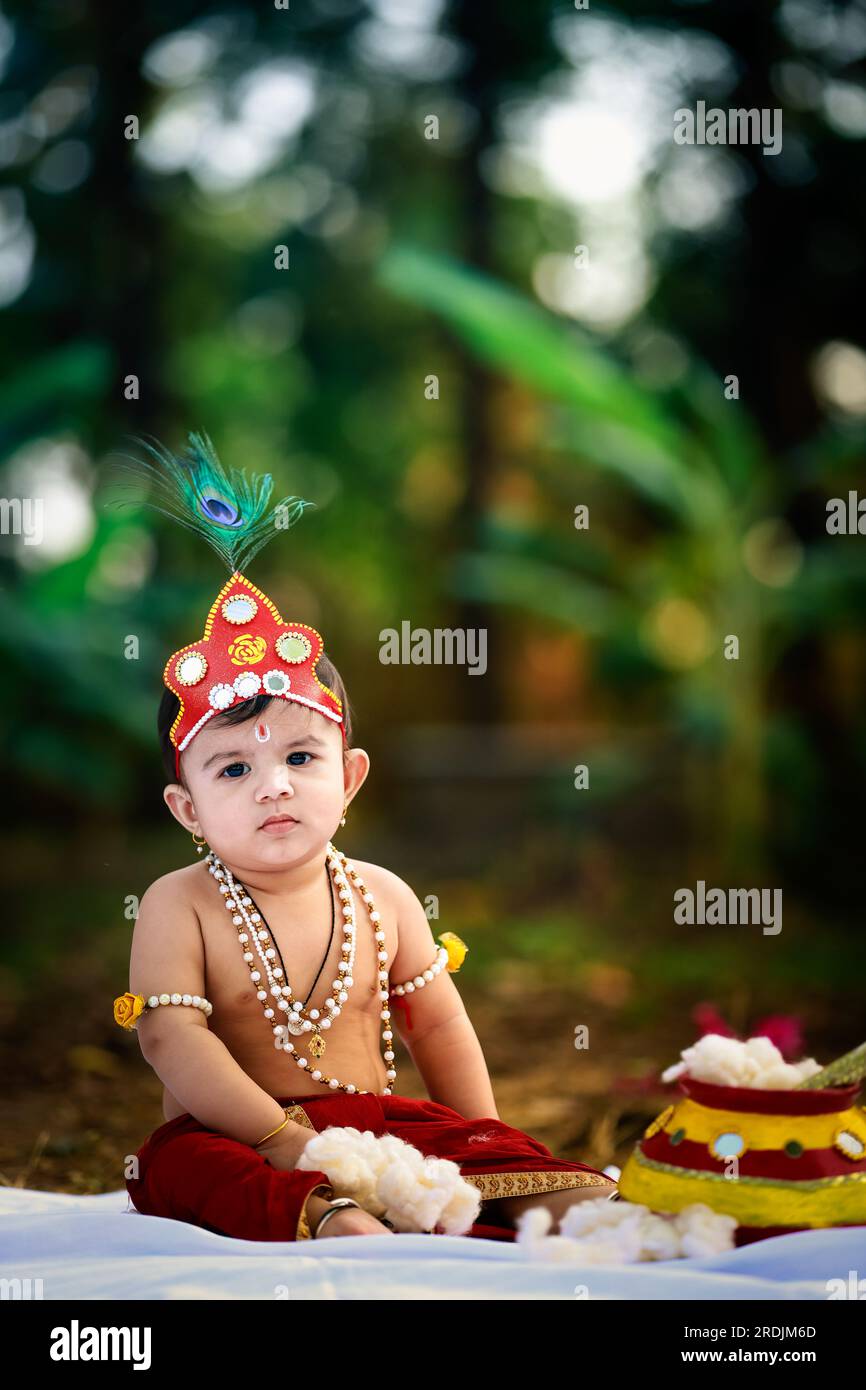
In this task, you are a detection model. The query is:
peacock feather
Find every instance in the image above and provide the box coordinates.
[109,431,314,572]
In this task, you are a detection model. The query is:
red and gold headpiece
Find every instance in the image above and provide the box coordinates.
[164,570,344,778]
[111,431,344,777]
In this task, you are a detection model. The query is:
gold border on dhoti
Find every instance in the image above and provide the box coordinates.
[464,1170,618,1201]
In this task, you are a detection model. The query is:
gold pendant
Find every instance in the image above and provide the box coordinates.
[309,1032,326,1058]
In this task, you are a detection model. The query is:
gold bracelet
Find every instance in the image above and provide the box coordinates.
[253,1110,290,1149]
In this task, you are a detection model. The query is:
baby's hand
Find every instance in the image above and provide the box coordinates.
[316,1205,396,1238]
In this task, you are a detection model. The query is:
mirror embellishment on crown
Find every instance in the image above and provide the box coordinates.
[175,651,208,686]
[222,594,258,624]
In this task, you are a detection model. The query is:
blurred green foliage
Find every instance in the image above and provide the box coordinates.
[1,0,864,1026]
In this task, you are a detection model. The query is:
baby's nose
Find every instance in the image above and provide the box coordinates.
[258,764,295,795]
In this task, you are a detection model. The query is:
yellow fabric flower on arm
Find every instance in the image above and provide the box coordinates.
[438,932,468,973]
[114,992,146,1030]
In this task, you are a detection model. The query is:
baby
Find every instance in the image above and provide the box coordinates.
[120,571,617,1242]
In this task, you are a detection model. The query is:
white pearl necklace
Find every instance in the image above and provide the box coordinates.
[206,844,397,1096]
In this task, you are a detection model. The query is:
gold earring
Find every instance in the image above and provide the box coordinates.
[340,801,348,828]
[191,831,207,855]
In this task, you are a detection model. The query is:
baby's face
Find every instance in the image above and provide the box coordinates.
[170,698,365,871]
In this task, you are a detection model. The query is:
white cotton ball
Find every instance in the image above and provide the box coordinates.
[515,1206,556,1245]
[516,1196,737,1264]
[684,1035,747,1085]
[359,1136,420,1223]
[637,1213,683,1262]
[436,1169,483,1235]
[759,1064,800,1089]
[557,1199,647,1258]
[581,1230,645,1264]
[521,1208,648,1265]
[739,1056,763,1086]
[366,1134,439,1229]
[674,1204,738,1257]
[298,1126,383,1211]
[559,1196,625,1237]
[376,1139,478,1235]
[666,1033,824,1089]
[743,1037,784,1074]
[514,1208,598,1264]
[379,1164,440,1231]
[297,1126,481,1234]
[513,1208,628,1267]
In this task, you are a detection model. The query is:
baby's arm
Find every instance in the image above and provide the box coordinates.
[386,873,500,1120]
[129,875,308,1160]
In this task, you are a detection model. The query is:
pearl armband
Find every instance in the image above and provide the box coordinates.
[146,992,213,1017]
[113,990,212,1031]
[390,946,450,996]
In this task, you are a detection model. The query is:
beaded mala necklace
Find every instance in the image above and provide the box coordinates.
[241,860,336,1018]
[205,843,397,1096]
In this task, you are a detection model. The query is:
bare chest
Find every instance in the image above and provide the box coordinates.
[200,881,395,1025]
[159,871,399,1116]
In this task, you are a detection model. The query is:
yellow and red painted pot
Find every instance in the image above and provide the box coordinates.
[618,1074,866,1246]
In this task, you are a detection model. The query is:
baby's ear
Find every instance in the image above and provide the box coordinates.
[345,745,370,795]
[163,782,196,832]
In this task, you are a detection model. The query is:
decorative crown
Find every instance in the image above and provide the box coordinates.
[164,570,344,777]
[107,431,344,777]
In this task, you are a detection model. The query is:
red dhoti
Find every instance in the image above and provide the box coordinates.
[126,1091,617,1242]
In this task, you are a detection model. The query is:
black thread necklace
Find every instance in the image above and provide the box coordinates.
[243,858,336,1014]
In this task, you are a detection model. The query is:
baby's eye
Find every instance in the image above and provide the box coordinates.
[218,753,313,778]
[220,762,249,779]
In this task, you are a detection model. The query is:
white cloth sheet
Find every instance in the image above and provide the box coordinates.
[1,1186,863,1300]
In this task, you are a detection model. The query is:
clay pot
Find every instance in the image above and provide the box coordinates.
[617,1075,866,1245]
